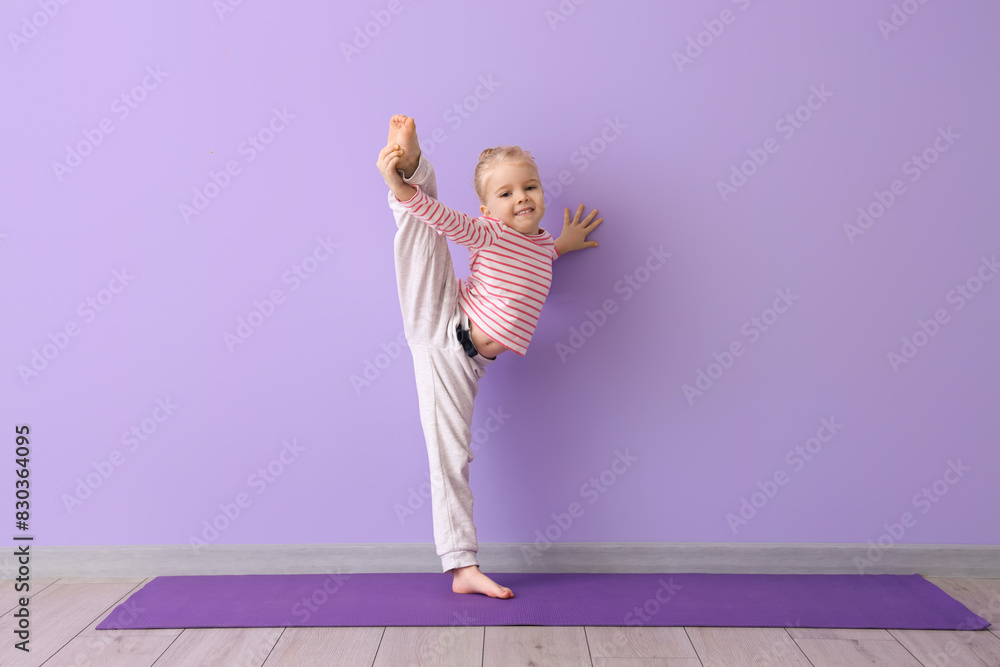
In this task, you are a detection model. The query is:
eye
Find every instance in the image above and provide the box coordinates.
[527,186,536,190]
[500,192,510,197]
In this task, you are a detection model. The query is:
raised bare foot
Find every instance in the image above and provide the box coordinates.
[452,565,514,599]
[387,114,421,179]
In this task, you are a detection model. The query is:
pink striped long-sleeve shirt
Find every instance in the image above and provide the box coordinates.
[396,183,561,356]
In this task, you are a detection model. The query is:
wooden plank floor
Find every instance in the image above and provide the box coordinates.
[1,576,998,666]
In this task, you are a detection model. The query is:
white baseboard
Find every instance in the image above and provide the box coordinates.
[4,543,998,579]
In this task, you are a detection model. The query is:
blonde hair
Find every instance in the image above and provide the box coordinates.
[473,145,539,207]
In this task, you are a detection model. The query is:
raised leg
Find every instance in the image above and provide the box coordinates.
[387,147,478,572]
[388,152,455,348]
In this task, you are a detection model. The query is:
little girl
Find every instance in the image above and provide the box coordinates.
[376,114,600,598]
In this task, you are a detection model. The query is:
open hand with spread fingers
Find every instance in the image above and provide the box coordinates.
[555,204,602,255]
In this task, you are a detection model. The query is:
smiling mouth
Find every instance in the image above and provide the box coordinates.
[515,208,534,216]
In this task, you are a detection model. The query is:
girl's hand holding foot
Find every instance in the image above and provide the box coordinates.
[376,144,417,202]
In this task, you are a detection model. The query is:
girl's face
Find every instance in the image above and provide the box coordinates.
[479,161,546,235]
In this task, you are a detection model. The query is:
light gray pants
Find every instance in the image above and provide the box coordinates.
[387,153,497,573]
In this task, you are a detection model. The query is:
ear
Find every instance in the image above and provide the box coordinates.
[480,204,490,217]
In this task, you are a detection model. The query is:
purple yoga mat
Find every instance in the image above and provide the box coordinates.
[96,572,991,630]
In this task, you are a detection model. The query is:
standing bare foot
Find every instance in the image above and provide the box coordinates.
[452,565,514,599]
[387,114,421,179]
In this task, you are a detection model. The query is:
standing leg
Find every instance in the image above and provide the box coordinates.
[410,344,482,572]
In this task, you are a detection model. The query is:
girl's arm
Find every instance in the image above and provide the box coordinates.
[391,183,418,203]
[392,184,499,251]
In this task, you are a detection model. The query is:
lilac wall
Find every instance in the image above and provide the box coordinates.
[3,1,997,552]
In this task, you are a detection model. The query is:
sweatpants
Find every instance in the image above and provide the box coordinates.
[387,152,497,573]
